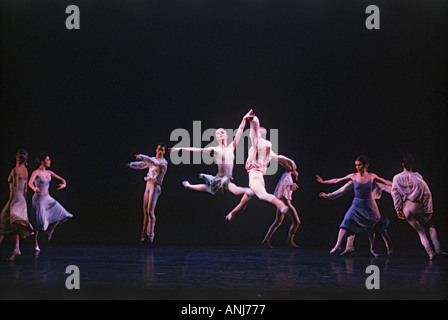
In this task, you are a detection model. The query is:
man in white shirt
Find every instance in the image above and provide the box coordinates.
[127,143,168,244]
[391,154,447,259]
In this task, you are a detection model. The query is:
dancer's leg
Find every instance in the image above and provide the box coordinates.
[330,228,347,254]
[182,181,210,193]
[47,221,59,240]
[141,186,150,242]
[404,202,434,259]
[249,171,288,213]
[341,235,355,256]
[285,200,300,248]
[228,182,253,197]
[226,193,252,221]
[262,209,284,248]
[7,234,21,262]
[34,231,40,252]
[428,226,448,255]
[381,230,393,255]
[146,184,161,244]
[369,232,380,257]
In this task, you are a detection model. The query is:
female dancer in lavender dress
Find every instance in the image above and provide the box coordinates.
[28,153,73,252]
[0,149,34,261]
[317,156,393,257]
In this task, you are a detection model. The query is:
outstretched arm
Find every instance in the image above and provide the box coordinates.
[271,152,297,173]
[316,174,353,184]
[169,147,214,153]
[319,181,354,200]
[371,173,392,186]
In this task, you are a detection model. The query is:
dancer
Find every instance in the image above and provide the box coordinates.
[0,149,34,261]
[316,155,393,257]
[226,113,297,221]
[170,109,254,197]
[29,153,73,252]
[127,143,168,244]
[391,154,447,259]
[262,170,300,248]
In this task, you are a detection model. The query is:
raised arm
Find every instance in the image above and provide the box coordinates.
[232,109,254,149]
[249,115,261,151]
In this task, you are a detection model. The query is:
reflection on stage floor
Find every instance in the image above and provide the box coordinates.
[1,245,447,300]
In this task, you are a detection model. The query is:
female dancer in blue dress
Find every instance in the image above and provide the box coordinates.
[316,156,393,257]
[28,153,73,252]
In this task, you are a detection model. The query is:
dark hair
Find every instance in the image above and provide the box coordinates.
[355,155,370,166]
[402,153,415,170]
[16,149,29,165]
[36,153,49,165]
[156,143,167,150]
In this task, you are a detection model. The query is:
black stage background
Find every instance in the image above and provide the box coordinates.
[1,0,447,251]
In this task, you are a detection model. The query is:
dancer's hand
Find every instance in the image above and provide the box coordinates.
[316,175,323,183]
[318,192,327,199]
[244,109,254,121]
[292,170,299,180]
[396,211,406,220]
[57,182,66,190]
[291,183,299,191]
[424,213,433,222]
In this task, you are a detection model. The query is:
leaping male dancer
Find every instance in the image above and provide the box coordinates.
[226,112,298,221]
[170,110,254,197]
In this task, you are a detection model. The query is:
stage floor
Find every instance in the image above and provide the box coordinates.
[1,244,447,300]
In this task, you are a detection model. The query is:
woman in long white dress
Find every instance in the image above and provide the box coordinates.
[0,149,34,261]
[28,153,73,252]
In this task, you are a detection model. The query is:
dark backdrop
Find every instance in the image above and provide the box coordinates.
[1,0,447,249]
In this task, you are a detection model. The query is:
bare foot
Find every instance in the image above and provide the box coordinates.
[7,249,21,262]
[262,239,273,249]
[330,246,341,254]
[340,248,355,256]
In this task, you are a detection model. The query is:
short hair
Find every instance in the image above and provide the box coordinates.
[402,153,415,170]
[156,142,167,150]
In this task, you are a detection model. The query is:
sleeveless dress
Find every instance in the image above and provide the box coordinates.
[0,170,34,238]
[340,178,389,235]
[31,174,73,231]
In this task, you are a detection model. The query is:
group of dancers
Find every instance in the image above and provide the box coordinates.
[1,110,446,261]
[125,109,446,260]
[0,150,72,261]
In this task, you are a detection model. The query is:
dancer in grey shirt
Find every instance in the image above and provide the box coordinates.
[391,154,447,259]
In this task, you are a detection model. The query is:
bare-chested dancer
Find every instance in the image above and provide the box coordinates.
[170,110,254,197]
[226,113,297,221]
